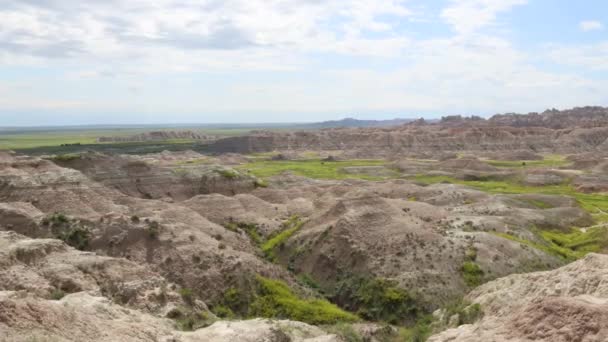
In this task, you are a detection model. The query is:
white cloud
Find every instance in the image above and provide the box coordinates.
[546,42,608,71]
[0,0,606,120]
[580,20,604,32]
[0,0,413,68]
[441,0,527,35]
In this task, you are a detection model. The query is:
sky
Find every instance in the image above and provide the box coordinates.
[0,0,607,126]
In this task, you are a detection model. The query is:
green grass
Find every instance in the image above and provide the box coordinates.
[262,216,304,260]
[411,175,608,222]
[0,132,98,149]
[412,174,608,260]
[0,127,253,150]
[539,227,608,258]
[237,159,389,180]
[461,262,484,287]
[493,226,608,261]
[485,155,569,168]
[214,276,359,325]
[215,168,239,179]
[251,276,359,325]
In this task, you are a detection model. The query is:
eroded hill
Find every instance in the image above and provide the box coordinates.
[1,114,608,341]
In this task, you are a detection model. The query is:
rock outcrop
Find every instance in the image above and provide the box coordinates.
[206,107,608,156]
[429,253,608,342]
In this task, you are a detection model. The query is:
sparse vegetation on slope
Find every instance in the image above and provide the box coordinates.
[224,221,264,245]
[42,213,91,250]
[213,276,359,325]
[331,276,418,325]
[412,174,608,260]
[262,215,304,261]
[494,226,608,261]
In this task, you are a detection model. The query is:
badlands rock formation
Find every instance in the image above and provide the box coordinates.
[429,253,608,342]
[2,107,608,341]
[207,107,608,155]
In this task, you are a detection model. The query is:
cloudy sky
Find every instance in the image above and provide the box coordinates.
[0,0,607,125]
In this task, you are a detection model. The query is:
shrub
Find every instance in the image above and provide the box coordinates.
[461,303,482,324]
[444,299,483,326]
[169,309,213,331]
[222,287,248,314]
[50,289,66,300]
[63,227,90,250]
[216,169,239,179]
[461,262,484,287]
[176,311,210,331]
[332,277,417,324]
[45,213,91,250]
[179,288,194,305]
[131,215,140,223]
[297,273,320,290]
[464,247,477,261]
[147,221,161,239]
[398,315,433,342]
[212,304,235,319]
[254,179,268,188]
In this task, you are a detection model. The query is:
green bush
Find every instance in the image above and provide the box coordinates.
[332,276,417,324]
[254,179,269,188]
[397,315,433,342]
[169,308,213,331]
[50,289,66,300]
[147,221,161,239]
[64,227,90,250]
[297,273,320,290]
[223,287,249,315]
[212,304,235,318]
[216,169,239,179]
[461,262,484,287]
[444,299,483,326]
[179,288,194,305]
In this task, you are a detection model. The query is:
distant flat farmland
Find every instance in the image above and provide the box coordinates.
[0,127,254,151]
